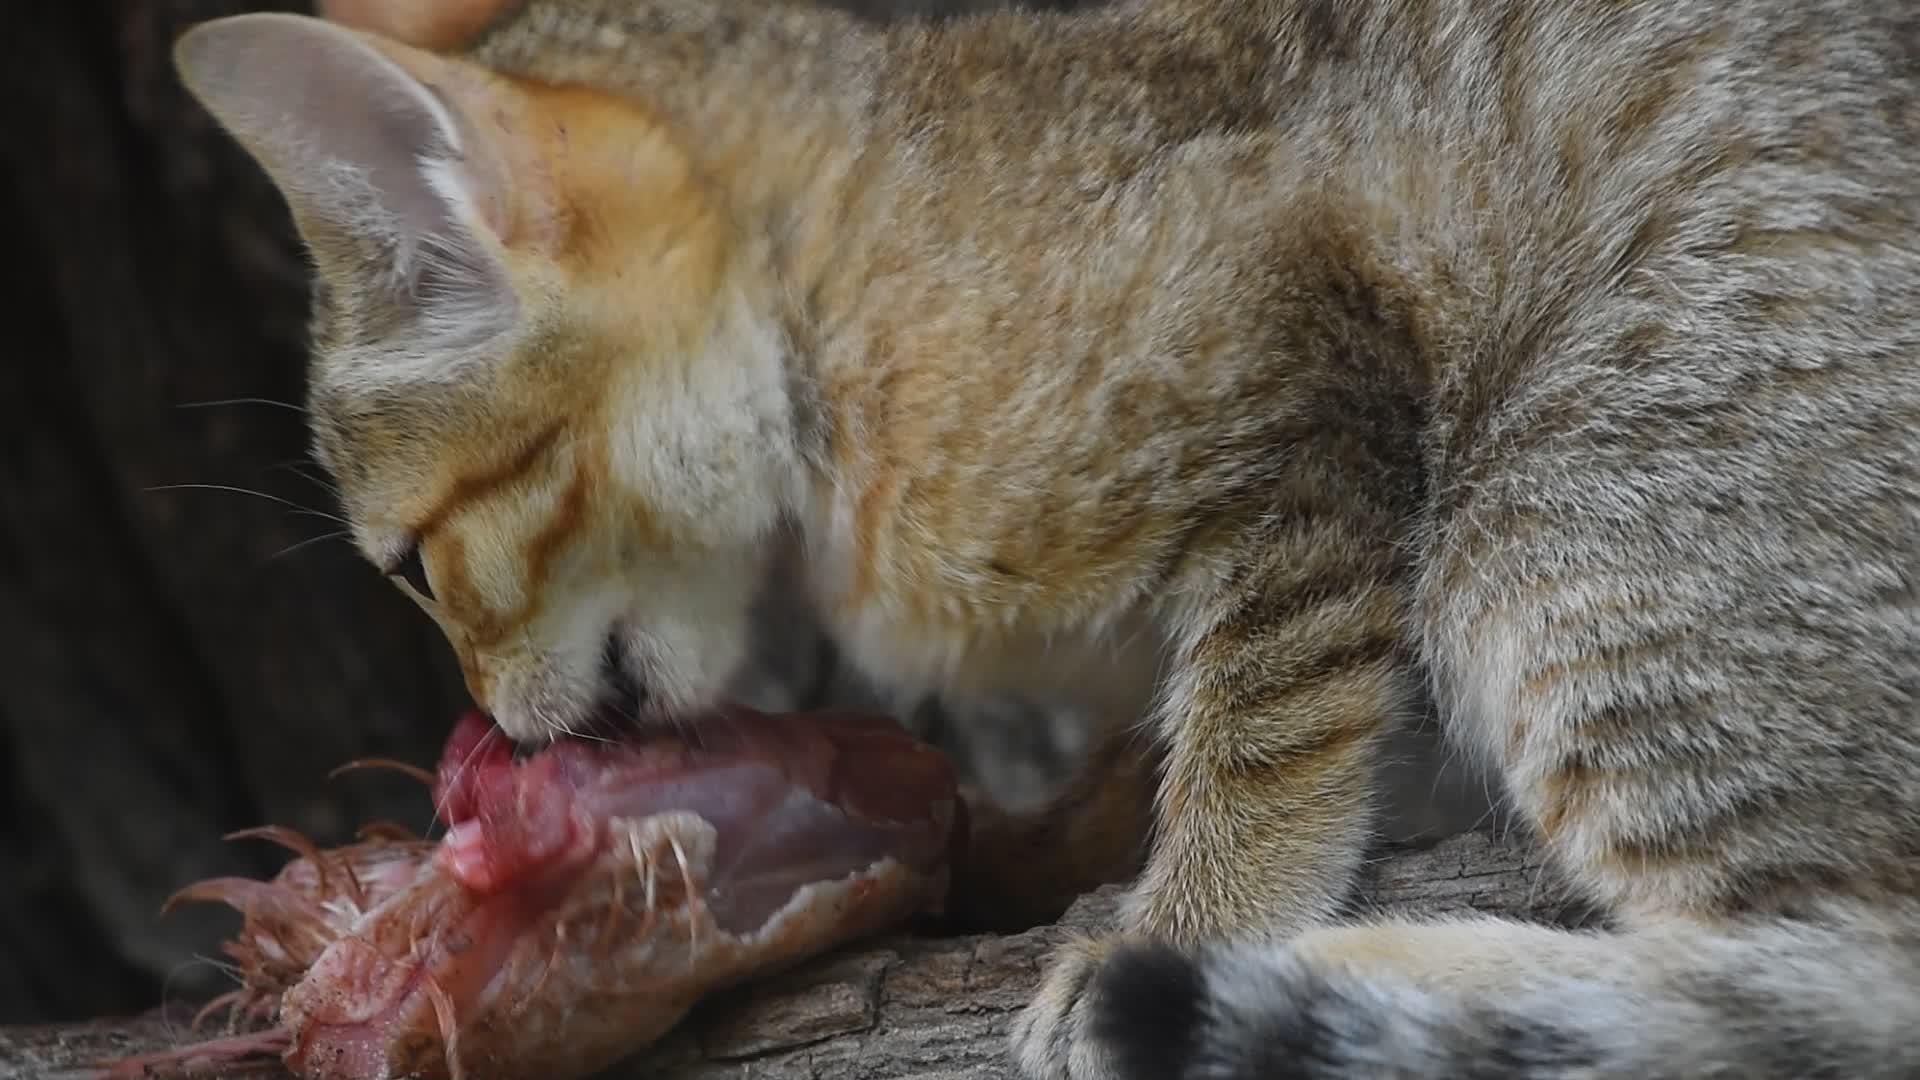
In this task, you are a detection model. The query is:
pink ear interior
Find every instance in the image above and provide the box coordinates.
[173,13,524,337]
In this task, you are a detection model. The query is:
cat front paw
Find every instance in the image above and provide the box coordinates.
[1010,934,1125,1080]
[1011,933,1208,1080]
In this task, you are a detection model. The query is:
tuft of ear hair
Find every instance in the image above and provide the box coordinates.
[172,13,531,361]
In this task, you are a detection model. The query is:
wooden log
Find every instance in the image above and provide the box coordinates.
[0,829,1585,1080]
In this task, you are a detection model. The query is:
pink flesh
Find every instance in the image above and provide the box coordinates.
[429,707,957,934]
[90,705,959,1080]
[280,705,959,1078]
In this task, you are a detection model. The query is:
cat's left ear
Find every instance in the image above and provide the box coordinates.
[172,13,559,354]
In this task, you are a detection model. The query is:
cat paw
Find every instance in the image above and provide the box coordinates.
[1010,934,1125,1080]
[1010,933,1207,1080]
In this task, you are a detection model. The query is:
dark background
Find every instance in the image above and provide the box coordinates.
[0,0,1100,1026]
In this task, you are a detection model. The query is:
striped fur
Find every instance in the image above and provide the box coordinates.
[173,0,1920,1075]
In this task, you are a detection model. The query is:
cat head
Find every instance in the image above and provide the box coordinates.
[173,13,805,742]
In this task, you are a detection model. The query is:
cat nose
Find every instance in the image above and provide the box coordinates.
[600,633,648,719]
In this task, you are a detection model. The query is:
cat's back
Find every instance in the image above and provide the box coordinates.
[821,0,1920,574]
[1263,0,1920,293]
[1290,0,1920,500]
[1391,0,1920,711]
[862,0,1920,329]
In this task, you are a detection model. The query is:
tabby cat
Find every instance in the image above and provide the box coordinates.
[172,0,1920,1074]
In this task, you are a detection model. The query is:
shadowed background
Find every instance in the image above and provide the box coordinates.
[0,0,1484,1027]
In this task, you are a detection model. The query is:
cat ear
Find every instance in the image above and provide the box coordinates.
[173,13,529,349]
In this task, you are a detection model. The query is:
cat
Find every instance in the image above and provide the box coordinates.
[171,0,1920,1076]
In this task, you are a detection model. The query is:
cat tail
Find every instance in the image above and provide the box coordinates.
[1092,899,1920,1079]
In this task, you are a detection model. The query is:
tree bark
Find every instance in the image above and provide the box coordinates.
[0,829,1585,1080]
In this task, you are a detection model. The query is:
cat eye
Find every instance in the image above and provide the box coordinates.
[389,545,435,602]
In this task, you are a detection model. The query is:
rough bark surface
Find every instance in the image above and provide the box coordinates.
[0,830,1583,1080]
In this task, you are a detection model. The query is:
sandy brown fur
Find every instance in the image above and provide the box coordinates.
[174,0,1920,1075]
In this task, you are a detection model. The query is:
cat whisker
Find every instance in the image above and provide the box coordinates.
[430,724,504,837]
[268,459,345,500]
[173,396,308,414]
[145,483,351,527]
[262,530,352,564]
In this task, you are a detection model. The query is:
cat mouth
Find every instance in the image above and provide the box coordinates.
[488,630,676,751]
[595,629,651,722]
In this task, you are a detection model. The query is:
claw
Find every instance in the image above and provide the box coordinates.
[666,832,699,969]
[224,823,322,857]
[161,877,330,934]
[338,855,368,912]
[225,825,331,895]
